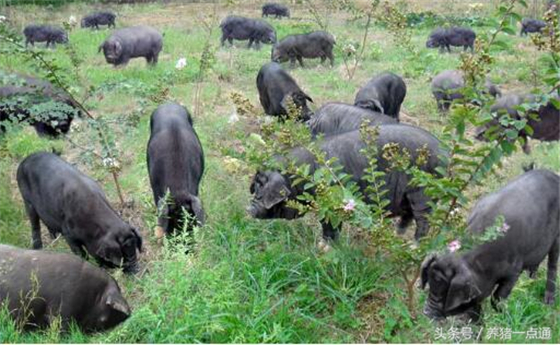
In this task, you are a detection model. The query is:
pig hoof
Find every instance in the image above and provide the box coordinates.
[317,238,332,253]
[154,226,165,239]
[544,291,555,305]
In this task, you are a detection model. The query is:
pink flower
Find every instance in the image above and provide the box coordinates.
[498,222,510,233]
[343,199,356,212]
[448,240,461,252]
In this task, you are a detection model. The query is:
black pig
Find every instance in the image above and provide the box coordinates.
[17,152,143,273]
[0,73,80,136]
[257,62,313,121]
[476,93,559,153]
[431,70,501,110]
[262,3,290,18]
[147,102,205,237]
[271,31,335,67]
[23,25,68,47]
[354,72,407,120]
[220,16,276,49]
[248,125,445,241]
[307,102,397,137]
[421,169,559,322]
[520,18,546,36]
[81,11,117,29]
[0,244,130,332]
[99,25,163,66]
[426,27,476,52]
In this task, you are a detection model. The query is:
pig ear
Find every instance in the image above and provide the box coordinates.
[263,184,291,209]
[444,265,479,313]
[420,254,438,289]
[372,100,385,114]
[280,95,290,112]
[106,291,131,316]
[250,174,257,194]
[131,227,143,253]
[95,237,123,267]
[300,91,313,103]
[115,41,122,55]
[188,195,205,226]
[250,171,264,195]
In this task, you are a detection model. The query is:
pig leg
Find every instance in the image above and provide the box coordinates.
[407,188,431,240]
[220,34,227,46]
[247,38,254,49]
[544,237,559,305]
[321,221,339,241]
[296,56,305,68]
[491,272,520,310]
[289,56,297,68]
[25,202,43,249]
[65,235,86,258]
[327,51,334,66]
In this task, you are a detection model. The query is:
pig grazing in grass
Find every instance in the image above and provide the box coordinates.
[520,18,546,36]
[426,27,476,52]
[421,169,559,322]
[81,11,116,29]
[248,125,444,241]
[220,16,276,49]
[147,102,205,237]
[271,31,335,67]
[17,152,143,274]
[0,244,131,332]
[262,3,290,18]
[23,25,68,47]
[257,62,313,121]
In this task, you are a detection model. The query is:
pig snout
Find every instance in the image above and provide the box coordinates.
[123,260,140,275]
[246,203,259,217]
[423,303,444,320]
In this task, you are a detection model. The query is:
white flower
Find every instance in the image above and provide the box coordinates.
[0,15,6,23]
[102,157,120,170]
[448,240,461,253]
[449,207,460,216]
[175,57,187,70]
[343,199,356,212]
[228,111,239,124]
[68,15,77,26]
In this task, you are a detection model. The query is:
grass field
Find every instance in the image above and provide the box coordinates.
[0,0,559,343]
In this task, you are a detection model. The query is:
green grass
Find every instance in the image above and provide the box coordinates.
[0,1,559,343]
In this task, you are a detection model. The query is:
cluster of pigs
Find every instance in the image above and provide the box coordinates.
[1,0,559,335]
